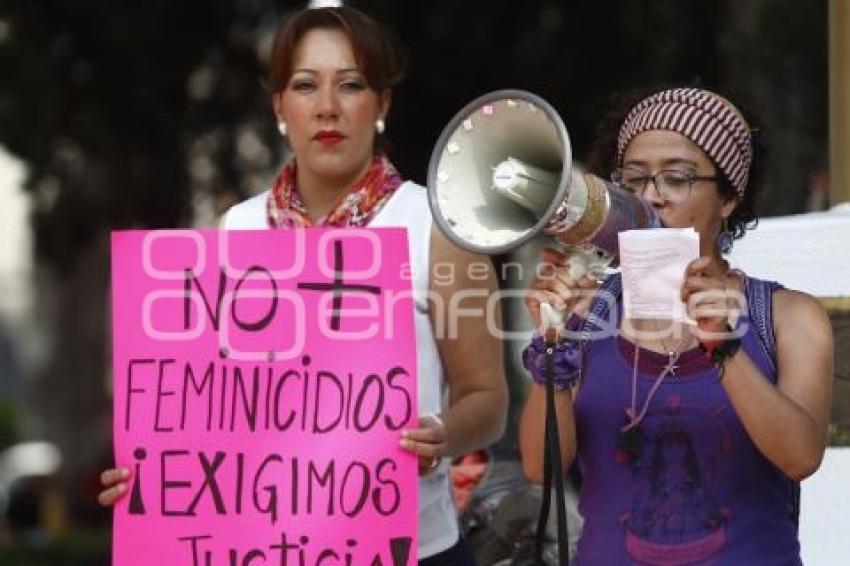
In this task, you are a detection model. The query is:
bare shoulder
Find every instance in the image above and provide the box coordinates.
[769,288,833,424]
[772,288,833,342]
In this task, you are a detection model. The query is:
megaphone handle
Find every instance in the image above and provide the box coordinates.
[538,244,611,339]
[560,243,613,282]
[539,302,564,338]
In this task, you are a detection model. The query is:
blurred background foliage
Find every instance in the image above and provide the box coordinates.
[0,0,831,563]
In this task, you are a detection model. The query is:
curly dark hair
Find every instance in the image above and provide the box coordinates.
[584,87,766,241]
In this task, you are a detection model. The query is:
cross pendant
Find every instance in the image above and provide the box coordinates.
[664,353,679,376]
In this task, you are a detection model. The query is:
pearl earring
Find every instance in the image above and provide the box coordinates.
[376,119,385,134]
[277,121,287,136]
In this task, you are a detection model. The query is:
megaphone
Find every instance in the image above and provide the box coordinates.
[427,89,661,276]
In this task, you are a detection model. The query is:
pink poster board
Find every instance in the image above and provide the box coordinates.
[110,228,418,565]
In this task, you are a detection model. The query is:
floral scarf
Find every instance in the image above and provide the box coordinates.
[266,154,403,228]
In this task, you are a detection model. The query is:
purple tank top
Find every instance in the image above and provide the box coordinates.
[572,276,800,565]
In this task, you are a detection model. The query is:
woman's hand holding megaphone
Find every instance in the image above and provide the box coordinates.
[525,247,600,342]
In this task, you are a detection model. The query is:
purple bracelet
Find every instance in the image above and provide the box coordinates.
[522,335,583,391]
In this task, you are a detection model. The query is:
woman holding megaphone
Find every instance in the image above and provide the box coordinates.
[519,88,833,564]
[99,6,507,564]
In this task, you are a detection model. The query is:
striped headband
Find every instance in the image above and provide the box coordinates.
[616,88,752,199]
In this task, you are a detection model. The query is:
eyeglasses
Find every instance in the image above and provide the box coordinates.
[611,167,718,202]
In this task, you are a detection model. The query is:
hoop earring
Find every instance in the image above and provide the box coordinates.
[375,119,385,134]
[717,217,733,254]
[277,121,287,137]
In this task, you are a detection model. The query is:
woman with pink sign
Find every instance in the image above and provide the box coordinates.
[100,6,507,565]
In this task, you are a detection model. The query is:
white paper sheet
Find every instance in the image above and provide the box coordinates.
[618,228,700,321]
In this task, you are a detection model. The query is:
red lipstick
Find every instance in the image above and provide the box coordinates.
[313,130,344,145]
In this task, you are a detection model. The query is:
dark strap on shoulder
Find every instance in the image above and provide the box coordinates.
[745,277,783,375]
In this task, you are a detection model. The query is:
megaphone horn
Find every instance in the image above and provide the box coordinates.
[427,90,571,255]
[427,89,661,266]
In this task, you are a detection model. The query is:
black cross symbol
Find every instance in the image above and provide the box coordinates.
[298,239,381,331]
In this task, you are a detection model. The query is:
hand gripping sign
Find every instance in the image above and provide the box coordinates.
[110,228,418,566]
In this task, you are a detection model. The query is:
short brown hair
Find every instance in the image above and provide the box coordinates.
[268,7,407,96]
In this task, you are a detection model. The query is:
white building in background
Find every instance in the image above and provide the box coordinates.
[729,203,850,298]
[0,145,31,323]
